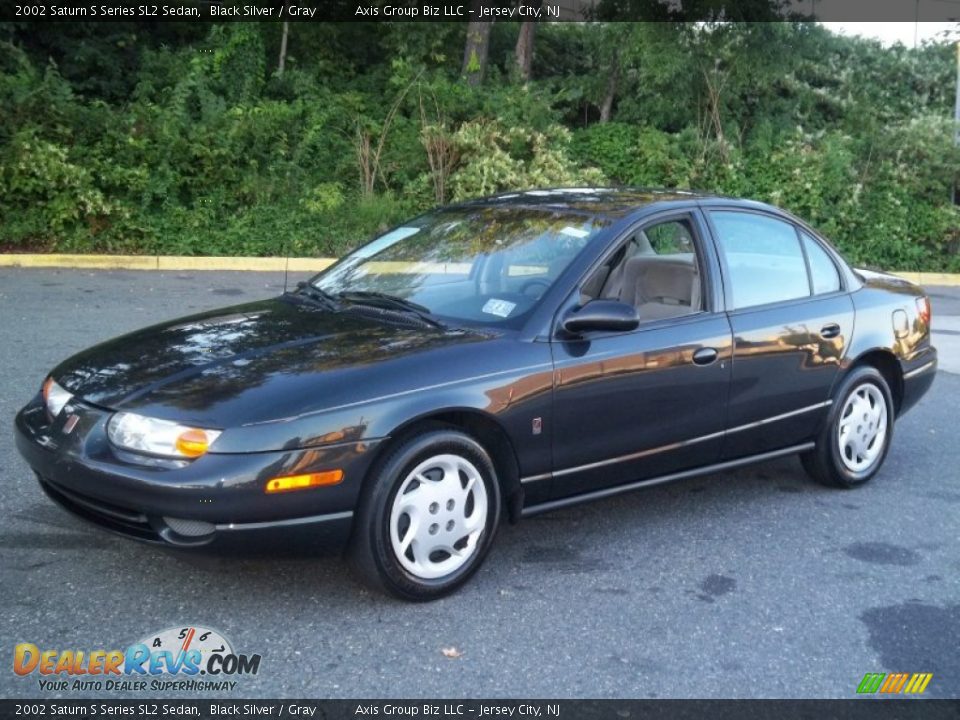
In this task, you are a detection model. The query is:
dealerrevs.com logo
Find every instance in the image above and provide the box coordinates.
[13,626,261,693]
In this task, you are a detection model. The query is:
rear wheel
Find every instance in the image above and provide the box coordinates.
[349,429,501,600]
[801,366,894,488]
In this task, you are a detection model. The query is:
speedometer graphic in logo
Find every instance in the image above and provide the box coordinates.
[135,625,232,672]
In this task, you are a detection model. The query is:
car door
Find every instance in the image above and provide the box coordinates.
[704,208,855,459]
[545,211,733,501]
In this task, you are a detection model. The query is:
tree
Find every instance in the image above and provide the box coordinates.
[462,0,493,86]
[277,21,289,75]
[590,24,639,123]
[514,1,541,82]
[599,49,619,122]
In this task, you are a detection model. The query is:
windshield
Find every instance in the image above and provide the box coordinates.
[312,205,609,328]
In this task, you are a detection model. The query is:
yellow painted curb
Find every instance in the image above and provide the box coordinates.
[0,254,159,270]
[287,258,337,272]
[1,254,959,285]
[890,271,960,286]
[156,256,286,272]
[0,254,338,272]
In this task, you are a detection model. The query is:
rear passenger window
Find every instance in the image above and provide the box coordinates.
[801,231,841,294]
[710,211,810,310]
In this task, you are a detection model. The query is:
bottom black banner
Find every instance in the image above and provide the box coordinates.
[2,699,959,720]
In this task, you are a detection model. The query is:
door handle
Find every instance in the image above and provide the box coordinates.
[692,347,718,366]
[820,323,841,339]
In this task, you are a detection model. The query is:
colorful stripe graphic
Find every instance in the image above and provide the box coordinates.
[857,672,933,694]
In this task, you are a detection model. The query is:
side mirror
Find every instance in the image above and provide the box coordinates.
[561,300,640,335]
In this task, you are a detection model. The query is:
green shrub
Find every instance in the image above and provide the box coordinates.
[572,123,693,187]
[1,23,958,271]
[0,129,120,247]
[450,120,605,200]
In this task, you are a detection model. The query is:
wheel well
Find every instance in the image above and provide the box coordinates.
[853,350,903,414]
[371,411,524,523]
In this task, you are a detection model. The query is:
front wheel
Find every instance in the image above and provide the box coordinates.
[801,366,895,488]
[349,429,501,600]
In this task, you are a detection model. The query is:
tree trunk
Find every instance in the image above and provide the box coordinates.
[462,2,492,86]
[514,2,540,82]
[702,59,728,161]
[599,52,620,123]
[277,21,289,76]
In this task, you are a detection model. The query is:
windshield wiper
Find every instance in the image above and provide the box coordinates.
[285,281,339,310]
[336,291,446,329]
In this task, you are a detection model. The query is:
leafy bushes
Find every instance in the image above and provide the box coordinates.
[449,121,604,200]
[0,23,958,270]
[570,121,960,271]
[1,131,115,244]
[571,123,693,187]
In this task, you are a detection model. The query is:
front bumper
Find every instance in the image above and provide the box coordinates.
[14,395,383,551]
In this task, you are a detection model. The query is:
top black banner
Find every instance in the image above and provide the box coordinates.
[2,0,958,23]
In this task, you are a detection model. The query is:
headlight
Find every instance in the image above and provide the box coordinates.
[107,412,222,458]
[43,378,73,418]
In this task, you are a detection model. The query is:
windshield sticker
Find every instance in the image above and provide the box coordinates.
[561,226,590,239]
[482,298,517,318]
[355,227,420,258]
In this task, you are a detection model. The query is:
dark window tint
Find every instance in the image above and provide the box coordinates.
[711,211,810,310]
[801,231,841,295]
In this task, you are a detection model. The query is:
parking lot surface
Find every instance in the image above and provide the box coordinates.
[1,268,957,699]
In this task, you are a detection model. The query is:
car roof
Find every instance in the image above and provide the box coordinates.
[456,187,726,219]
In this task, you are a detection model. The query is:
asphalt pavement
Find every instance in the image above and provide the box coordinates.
[1,267,957,699]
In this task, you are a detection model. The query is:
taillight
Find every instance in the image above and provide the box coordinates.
[916,296,931,325]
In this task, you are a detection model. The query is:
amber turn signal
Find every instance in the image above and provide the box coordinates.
[175,429,214,458]
[265,470,344,494]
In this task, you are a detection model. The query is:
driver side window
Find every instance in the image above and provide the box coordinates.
[581,217,704,322]
[492,229,591,297]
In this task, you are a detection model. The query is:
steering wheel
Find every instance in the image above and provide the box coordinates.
[519,278,551,298]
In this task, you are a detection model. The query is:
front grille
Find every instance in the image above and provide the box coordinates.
[37,475,162,543]
[162,516,215,537]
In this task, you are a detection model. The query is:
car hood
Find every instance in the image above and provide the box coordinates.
[52,297,492,426]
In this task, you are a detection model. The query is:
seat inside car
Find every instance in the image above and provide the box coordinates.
[581,230,655,301]
[619,255,701,320]
[579,222,703,320]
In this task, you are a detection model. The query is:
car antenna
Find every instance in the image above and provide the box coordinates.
[282,239,290,295]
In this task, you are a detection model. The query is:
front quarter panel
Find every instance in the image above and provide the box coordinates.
[213,337,556,481]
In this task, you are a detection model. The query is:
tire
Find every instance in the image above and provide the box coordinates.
[349,428,502,600]
[801,365,895,488]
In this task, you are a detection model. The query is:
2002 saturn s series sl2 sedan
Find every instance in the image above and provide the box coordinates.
[16,189,937,599]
